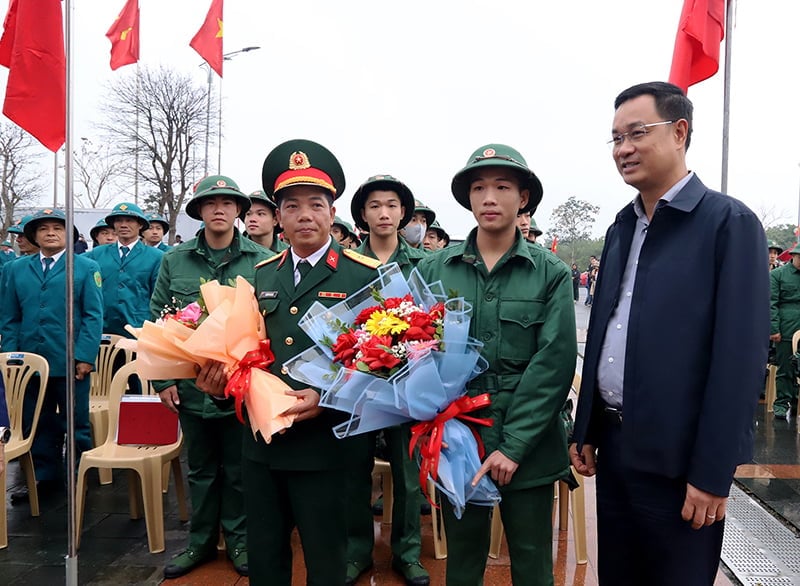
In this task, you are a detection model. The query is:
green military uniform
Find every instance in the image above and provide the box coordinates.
[245,139,381,586]
[150,176,270,573]
[770,253,800,415]
[345,174,429,584]
[416,145,576,586]
[246,190,288,253]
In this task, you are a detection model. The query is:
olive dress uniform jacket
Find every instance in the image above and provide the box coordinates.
[770,261,800,339]
[0,253,104,377]
[572,174,770,497]
[417,229,577,489]
[149,231,273,417]
[87,242,163,336]
[249,239,381,469]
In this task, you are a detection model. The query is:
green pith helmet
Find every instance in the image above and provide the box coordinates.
[262,139,345,203]
[790,248,800,256]
[428,220,448,240]
[185,175,251,221]
[143,212,170,232]
[413,199,436,226]
[248,190,283,233]
[105,202,149,229]
[8,214,33,235]
[530,216,543,236]
[90,218,111,241]
[333,216,355,238]
[451,144,543,215]
[768,240,784,254]
[23,208,80,246]
[1,240,10,247]
[350,174,415,232]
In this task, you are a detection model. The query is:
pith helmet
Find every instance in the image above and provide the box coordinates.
[451,144,543,215]
[768,240,784,254]
[262,139,345,203]
[413,199,436,227]
[106,202,149,229]
[185,175,251,221]
[144,213,170,232]
[530,216,543,236]
[350,174,415,232]
[8,214,33,235]
[23,208,80,246]
[248,190,283,233]
[90,218,111,241]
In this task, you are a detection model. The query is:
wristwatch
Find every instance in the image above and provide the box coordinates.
[0,426,10,444]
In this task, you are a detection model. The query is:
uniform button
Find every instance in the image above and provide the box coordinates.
[290,306,298,315]
[616,324,622,330]
[280,366,288,375]
[482,332,492,341]
[484,294,494,302]
[285,337,294,346]
[626,292,632,297]
[522,316,529,324]
[608,357,614,363]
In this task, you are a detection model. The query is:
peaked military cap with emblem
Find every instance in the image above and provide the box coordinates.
[350,174,416,232]
[106,202,149,229]
[144,212,170,232]
[451,144,543,215]
[186,174,251,220]
[413,199,436,226]
[248,189,283,233]
[24,208,80,246]
[8,214,33,235]
[261,139,345,203]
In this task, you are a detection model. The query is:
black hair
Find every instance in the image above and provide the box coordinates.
[614,81,693,150]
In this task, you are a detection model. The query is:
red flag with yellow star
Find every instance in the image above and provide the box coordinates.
[106,0,139,70]
[190,0,223,77]
[0,0,66,152]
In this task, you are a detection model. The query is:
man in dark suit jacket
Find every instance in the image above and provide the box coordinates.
[570,82,769,585]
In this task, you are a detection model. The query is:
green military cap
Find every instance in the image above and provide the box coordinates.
[451,144,543,215]
[350,174,415,232]
[1,240,11,247]
[413,199,436,226]
[530,216,543,236]
[768,240,784,253]
[143,212,170,232]
[248,189,283,233]
[7,214,33,235]
[790,248,800,256]
[261,139,345,203]
[333,216,355,237]
[186,174,251,221]
[106,202,149,229]
[23,208,80,246]
[428,220,449,240]
[90,218,111,241]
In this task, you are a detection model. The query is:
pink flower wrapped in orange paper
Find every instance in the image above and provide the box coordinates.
[123,276,300,442]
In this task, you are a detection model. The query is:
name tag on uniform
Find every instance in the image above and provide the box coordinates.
[259,291,278,299]
[318,291,347,299]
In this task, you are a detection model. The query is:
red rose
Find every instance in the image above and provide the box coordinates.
[358,335,402,371]
[332,330,359,367]
[429,302,445,320]
[401,311,436,342]
[355,305,381,325]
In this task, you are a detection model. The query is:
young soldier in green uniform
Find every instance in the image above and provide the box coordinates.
[400,200,435,251]
[0,208,104,500]
[769,248,800,417]
[141,213,171,251]
[195,140,383,586]
[423,220,449,251]
[150,176,272,579]
[345,174,430,585]
[417,145,576,585]
[87,203,163,338]
[245,189,288,253]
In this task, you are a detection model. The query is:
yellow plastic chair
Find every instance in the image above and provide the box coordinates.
[76,361,188,554]
[0,352,49,549]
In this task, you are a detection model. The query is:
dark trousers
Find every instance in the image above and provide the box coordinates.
[244,464,348,586]
[774,340,798,406]
[572,281,580,301]
[596,420,724,586]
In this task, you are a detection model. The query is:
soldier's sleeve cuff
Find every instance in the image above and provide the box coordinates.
[151,379,177,393]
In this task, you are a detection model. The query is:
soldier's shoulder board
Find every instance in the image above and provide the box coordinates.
[255,250,286,269]
[342,249,381,269]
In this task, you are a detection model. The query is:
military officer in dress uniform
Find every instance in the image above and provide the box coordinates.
[195,140,383,586]
[90,219,117,248]
[87,203,163,338]
[141,213,171,251]
[245,189,287,253]
[345,174,430,585]
[0,208,104,501]
[417,145,577,586]
[151,176,272,579]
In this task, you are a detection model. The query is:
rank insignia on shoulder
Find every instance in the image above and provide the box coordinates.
[259,291,278,299]
[318,291,347,299]
[342,249,382,269]
[255,251,286,269]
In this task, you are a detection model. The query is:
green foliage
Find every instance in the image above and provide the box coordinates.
[765,224,797,251]
[549,196,600,244]
[554,237,606,269]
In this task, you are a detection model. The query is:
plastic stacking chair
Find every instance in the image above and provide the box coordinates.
[373,458,393,524]
[0,352,49,549]
[765,364,778,413]
[76,361,188,554]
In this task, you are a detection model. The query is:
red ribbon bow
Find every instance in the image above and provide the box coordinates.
[408,393,493,507]
[224,339,275,423]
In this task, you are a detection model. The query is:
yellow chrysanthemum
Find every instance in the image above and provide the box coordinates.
[365,310,409,336]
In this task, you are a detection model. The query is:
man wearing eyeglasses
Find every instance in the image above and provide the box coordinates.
[570,81,769,585]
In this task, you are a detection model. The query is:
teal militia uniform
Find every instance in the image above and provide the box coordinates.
[770,259,800,411]
[150,229,272,558]
[87,241,163,336]
[0,249,103,482]
[156,242,170,252]
[248,241,381,585]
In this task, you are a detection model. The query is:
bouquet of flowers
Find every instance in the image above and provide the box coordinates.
[120,277,300,441]
[283,263,500,517]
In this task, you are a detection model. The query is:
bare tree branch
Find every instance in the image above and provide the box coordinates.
[0,121,44,240]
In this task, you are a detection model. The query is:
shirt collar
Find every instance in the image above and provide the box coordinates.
[445,227,537,268]
[632,171,694,221]
[117,239,138,253]
[40,249,66,266]
[291,237,333,270]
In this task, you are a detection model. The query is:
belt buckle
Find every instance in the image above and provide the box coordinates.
[603,406,623,424]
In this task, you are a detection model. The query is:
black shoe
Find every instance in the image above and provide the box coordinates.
[420,500,432,515]
[391,560,430,586]
[10,479,61,504]
[228,546,248,576]
[163,548,215,579]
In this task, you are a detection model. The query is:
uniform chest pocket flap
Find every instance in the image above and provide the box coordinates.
[259,298,280,316]
[168,278,201,305]
[498,298,545,361]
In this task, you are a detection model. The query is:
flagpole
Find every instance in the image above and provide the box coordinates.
[720,0,735,193]
[63,0,78,583]
[134,62,140,205]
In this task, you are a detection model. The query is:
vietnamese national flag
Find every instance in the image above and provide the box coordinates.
[0,0,66,152]
[668,0,725,92]
[106,0,139,70]
[550,235,558,253]
[190,0,223,77]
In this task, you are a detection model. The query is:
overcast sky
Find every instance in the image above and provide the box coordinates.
[3,0,798,238]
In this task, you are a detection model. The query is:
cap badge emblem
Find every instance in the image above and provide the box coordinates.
[482,148,496,157]
[119,204,128,211]
[289,151,310,170]
[216,179,227,187]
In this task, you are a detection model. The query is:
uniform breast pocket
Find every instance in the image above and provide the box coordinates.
[168,278,201,306]
[259,298,281,317]
[498,298,545,362]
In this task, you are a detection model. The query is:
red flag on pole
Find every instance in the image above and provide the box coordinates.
[550,235,558,253]
[668,0,725,92]
[190,0,223,77]
[106,0,139,70]
[0,0,66,152]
